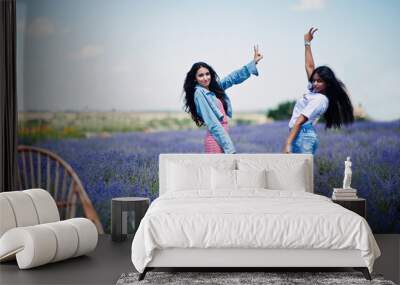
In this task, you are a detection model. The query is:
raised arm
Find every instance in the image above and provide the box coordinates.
[304,27,317,81]
[219,45,263,90]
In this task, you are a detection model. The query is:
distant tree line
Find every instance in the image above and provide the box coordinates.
[266,101,296,121]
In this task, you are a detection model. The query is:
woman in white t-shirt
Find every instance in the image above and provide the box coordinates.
[283,27,354,154]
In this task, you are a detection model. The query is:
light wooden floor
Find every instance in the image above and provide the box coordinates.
[0,235,398,285]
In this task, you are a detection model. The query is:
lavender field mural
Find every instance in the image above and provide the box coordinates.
[27,120,400,234]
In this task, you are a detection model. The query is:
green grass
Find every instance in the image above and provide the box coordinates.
[18,111,265,143]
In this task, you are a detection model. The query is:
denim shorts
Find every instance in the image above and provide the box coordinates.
[291,123,319,154]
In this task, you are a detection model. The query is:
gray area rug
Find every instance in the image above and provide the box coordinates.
[116,271,396,285]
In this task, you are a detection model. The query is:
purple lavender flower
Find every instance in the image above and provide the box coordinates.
[30,120,400,233]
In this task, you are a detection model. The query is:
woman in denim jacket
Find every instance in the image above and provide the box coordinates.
[183,46,263,153]
[284,28,354,154]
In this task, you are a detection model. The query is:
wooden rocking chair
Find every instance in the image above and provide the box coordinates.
[17,145,104,234]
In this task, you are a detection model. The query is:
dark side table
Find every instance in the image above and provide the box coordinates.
[332,198,366,219]
[111,197,150,242]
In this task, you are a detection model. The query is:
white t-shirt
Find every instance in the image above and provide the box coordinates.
[288,83,329,128]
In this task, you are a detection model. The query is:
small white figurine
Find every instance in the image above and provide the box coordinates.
[342,156,352,189]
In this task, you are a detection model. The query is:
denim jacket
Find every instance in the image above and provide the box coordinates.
[194,60,259,154]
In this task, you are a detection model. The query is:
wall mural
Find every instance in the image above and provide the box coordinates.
[17,0,400,233]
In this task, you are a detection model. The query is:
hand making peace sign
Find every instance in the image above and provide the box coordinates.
[253,45,263,64]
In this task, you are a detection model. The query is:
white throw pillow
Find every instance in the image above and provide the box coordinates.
[266,168,306,191]
[211,168,236,191]
[167,162,211,191]
[166,159,236,192]
[236,169,267,189]
[237,159,308,192]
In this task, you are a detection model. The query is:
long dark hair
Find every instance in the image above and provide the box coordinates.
[310,66,354,129]
[183,62,227,127]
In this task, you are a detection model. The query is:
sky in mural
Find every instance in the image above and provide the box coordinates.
[16,0,400,120]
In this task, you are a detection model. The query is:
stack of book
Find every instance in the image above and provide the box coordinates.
[332,188,358,200]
